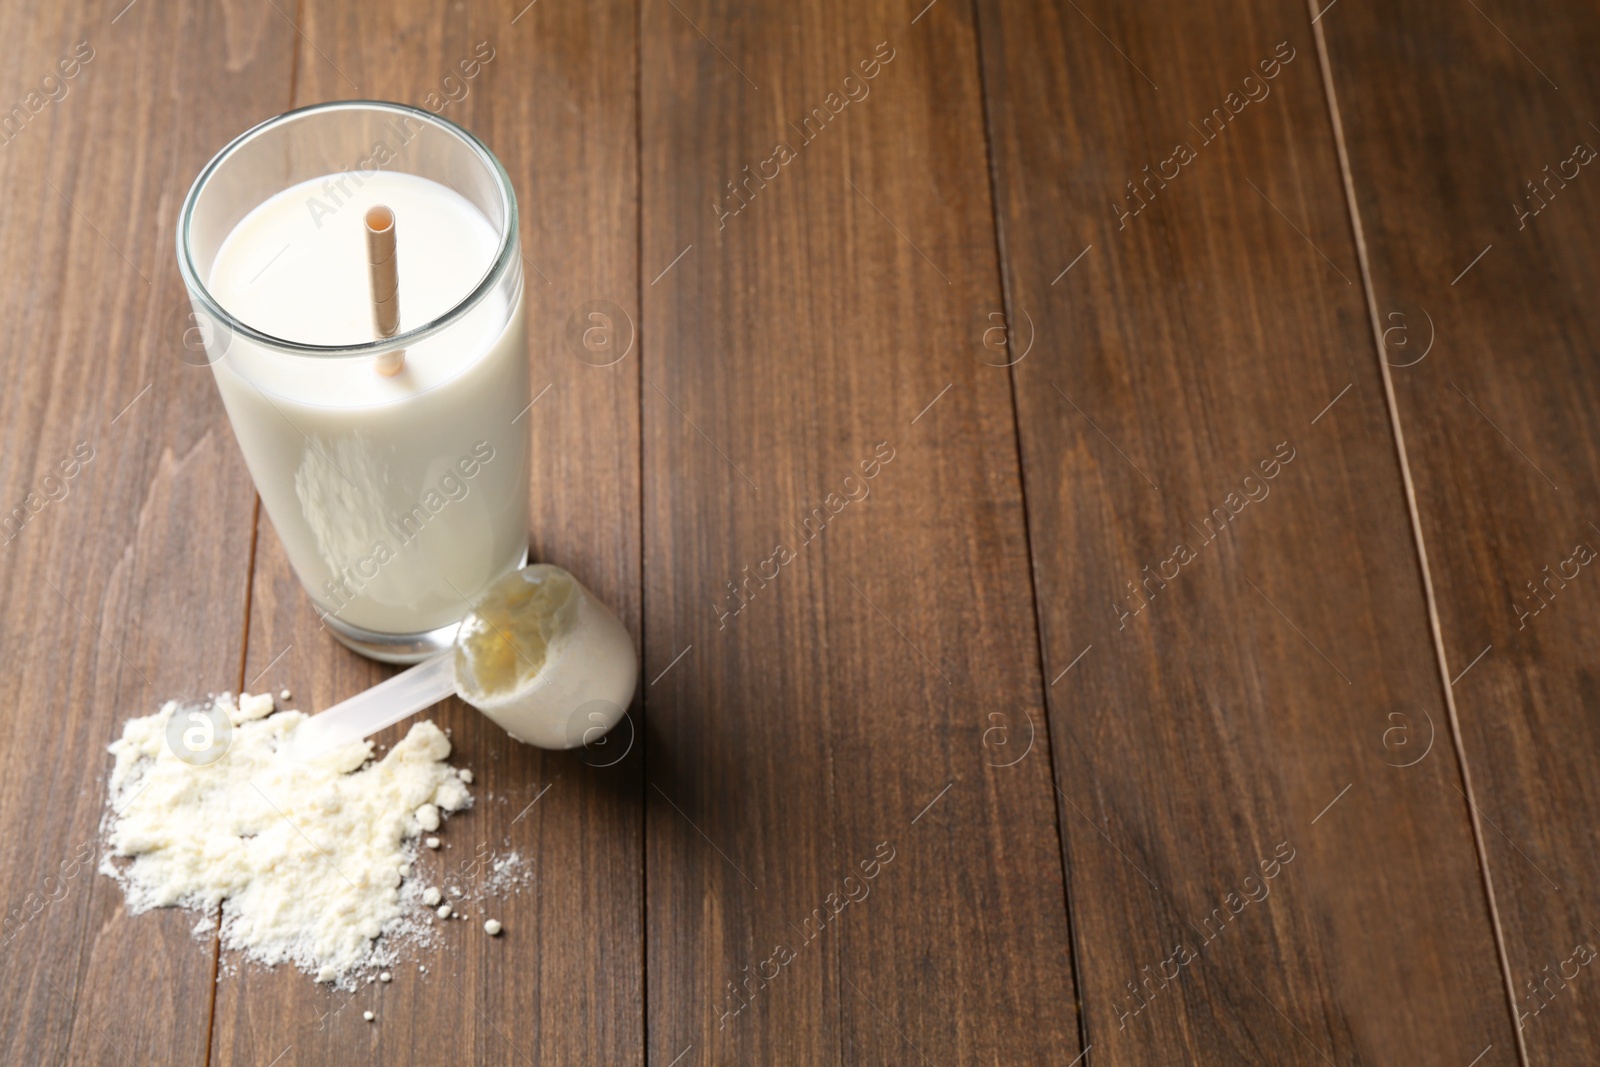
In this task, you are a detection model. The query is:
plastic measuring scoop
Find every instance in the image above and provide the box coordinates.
[291,564,637,760]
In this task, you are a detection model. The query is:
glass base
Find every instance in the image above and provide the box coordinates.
[324,614,465,665]
[323,546,530,665]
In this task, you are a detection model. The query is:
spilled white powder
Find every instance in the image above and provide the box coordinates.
[476,850,532,897]
[100,692,471,988]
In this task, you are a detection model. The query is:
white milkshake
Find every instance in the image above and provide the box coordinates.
[204,170,529,641]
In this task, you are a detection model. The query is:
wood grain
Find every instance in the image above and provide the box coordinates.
[1319,0,1600,1060]
[639,0,1080,1062]
[0,0,291,1063]
[205,0,643,1064]
[975,0,1519,1061]
[6,0,1598,1060]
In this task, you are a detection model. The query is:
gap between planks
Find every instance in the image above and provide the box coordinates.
[1304,7,1529,1065]
[967,0,1093,1059]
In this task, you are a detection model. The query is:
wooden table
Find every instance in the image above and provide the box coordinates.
[3,0,1595,1062]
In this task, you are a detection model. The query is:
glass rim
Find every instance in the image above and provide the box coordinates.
[176,99,519,359]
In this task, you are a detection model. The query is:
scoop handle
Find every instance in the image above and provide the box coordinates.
[291,652,456,759]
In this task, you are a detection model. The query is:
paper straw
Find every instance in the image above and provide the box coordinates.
[365,205,404,376]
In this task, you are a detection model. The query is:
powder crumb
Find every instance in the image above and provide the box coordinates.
[416,804,441,832]
[449,885,462,897]
[363,1011,374,1022]
[460,769,473,783]
[280,689,292,702]
[100,694,472,989]
[437,904,452,919]
[238,691,275,719]
[422,887,442,906]
[425,837,441,850]
[484,919,502,936]
[379,971,392,983]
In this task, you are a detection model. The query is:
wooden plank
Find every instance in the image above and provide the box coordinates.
[0,0,290,1064]
[206,0,643,1064]
[1318,1,1600,1061]
[974,0,1520,1061]
[640,0,1080,1063]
